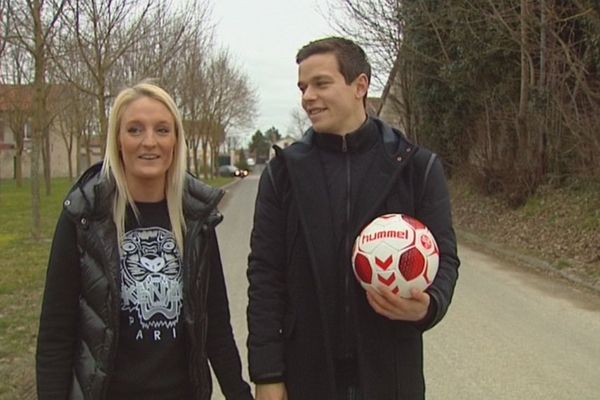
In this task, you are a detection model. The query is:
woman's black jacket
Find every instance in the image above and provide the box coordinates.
[36,163,252,400]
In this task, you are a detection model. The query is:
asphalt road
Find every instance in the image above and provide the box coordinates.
[212,172,600,399]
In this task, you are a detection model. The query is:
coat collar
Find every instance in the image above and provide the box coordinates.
[64,163,224,225]
[289,117,417,235]
[313,118,379,153]
[280,116,418,294]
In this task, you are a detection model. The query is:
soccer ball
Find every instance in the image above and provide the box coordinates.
[352,213,439,298]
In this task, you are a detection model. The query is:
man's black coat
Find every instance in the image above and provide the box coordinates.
[247,118,460,400]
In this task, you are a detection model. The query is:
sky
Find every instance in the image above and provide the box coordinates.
[211,0,341,138]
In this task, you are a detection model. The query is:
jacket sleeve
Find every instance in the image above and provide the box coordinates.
[246,161,288,383]
[206,230,253,400]
[36,210,81,399]
[415,155,460,331]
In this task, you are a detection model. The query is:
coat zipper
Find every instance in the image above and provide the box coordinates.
[342,135,352,358]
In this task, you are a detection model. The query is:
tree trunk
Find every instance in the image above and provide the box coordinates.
[43,125,51,195]
[193,143,200,176]
[202,141,208,180]
[517,0,530,146]
[14,148,23,187]
[98,80,108,155]
[539,0,547,91]
[14,125,24,187]
[76,131,82,177]
[31,0,44,240]
[66,130,74,180]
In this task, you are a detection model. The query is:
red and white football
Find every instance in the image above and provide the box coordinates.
[352,213,439,298]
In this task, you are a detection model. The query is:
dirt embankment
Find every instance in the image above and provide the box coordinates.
[449,179,600,293]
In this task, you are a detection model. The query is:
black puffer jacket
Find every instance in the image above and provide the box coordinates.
[37,163,252,400]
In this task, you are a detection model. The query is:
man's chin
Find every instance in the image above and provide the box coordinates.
[311,121,331,134]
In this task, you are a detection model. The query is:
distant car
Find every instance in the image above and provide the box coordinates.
[218,165,249,178]
[234,168,249,178]
[247,157,256,167]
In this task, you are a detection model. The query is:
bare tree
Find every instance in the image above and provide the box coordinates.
[288,107,310,138]
[6,0,67,239]
[200,49,258,178]
[51,84,96,179]
[53,0,157,150]
[171,3,214,175]
[1,88,30,187]
[0,0,12,60]
[0,40,33,185]
[114,0,212,91]
[323,0,403,88]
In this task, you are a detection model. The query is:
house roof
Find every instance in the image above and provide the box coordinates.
[0,84,69,112]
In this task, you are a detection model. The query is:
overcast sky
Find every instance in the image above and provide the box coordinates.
[211,0,343,138]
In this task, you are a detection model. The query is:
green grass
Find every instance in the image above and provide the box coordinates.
[0,175,232,399]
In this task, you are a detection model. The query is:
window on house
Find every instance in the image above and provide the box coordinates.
[24,120,32,141]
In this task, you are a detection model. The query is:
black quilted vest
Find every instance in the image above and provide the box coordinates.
[62,164,224,400]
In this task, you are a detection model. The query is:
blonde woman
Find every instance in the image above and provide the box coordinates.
[36,83,252,400]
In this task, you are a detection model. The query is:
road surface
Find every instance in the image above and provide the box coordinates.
[212,173,600,399]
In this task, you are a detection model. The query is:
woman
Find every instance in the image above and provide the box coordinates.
[36,83,253,400]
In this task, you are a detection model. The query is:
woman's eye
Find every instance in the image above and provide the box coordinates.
[127,126,142,135]
[156,127,171,136]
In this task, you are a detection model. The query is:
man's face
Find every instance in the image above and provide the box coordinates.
[298,52,368,135]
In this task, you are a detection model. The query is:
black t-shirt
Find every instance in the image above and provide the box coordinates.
[107,200,192,399]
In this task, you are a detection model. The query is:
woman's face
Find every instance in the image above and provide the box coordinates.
[118,96,177,194]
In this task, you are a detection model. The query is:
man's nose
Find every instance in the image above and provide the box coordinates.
[302,86,316,101]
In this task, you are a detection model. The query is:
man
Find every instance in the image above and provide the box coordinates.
[247,37,460,400]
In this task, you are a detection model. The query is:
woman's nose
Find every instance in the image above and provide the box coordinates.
[141,130,157,146]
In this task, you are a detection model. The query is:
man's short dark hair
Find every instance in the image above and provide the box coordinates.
[296,37,372,85]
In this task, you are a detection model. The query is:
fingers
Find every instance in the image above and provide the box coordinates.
[365,286,430,321]
[409,287,429,304]
[365,287,394,319]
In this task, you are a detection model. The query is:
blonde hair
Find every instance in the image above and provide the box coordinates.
[102,82,187,254]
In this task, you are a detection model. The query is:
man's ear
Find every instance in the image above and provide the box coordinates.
[354,73,369,99]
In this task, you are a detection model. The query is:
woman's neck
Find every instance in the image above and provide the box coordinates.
[126,177,166,203]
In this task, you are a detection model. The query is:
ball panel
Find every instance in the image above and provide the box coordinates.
[402,214,426,230]
[398,246,426,281]
[414,230,438,256]
[354,252,373,284]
